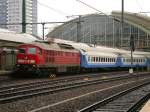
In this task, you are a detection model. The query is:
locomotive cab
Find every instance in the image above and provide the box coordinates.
[17,47,37,64]
[15,45,43,75]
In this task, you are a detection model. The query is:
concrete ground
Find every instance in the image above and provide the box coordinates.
[0,70,11,75]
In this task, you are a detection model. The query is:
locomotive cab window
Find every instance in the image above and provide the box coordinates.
[18,48,26,53]
[28,48,36,54]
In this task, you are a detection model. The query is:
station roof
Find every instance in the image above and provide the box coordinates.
[47,38,128,54]
[0,28,39,43]
[112,11,150,35]
[47,38,150,56]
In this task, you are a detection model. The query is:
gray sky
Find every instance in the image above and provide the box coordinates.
[37,0,150,36]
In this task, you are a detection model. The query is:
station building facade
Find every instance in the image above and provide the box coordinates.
[47,11,150,52]
[0,28,38,70]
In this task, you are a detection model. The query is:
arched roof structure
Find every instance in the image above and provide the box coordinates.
[112,11,150,35]
[47,11,150,51]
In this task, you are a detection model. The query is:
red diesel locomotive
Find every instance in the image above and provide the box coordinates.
[14,41,80,76]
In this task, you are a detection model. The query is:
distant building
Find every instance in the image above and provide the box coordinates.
[0,0,37,35]
[0,0,7,29]
[47,11,150,52]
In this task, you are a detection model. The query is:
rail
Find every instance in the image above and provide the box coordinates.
[78,79,150,112]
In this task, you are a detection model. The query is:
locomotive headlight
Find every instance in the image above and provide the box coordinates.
[30,60,35,63]
[18,59,24,63]
[32,64,36,67]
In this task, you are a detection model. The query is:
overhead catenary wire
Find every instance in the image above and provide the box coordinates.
[37,0,69,16]
[76,0,107,16]
[0,1,70,27]
[0,1,70,38]
[135,0,150,14]
[136,0,143,11]
[0,22,67,26]
[0,21,67,40]
[75,0,121,21]
[139,11,150,14]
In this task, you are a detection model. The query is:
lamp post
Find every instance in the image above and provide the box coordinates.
[130,34,135,74]
[77,15,82,42]
[42,23,45,40]
[121,0,124,48]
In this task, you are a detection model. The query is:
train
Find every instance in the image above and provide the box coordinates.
[13,40,150,76]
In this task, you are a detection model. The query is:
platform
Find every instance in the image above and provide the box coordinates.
[140,99,150,112]
[0,70,11,75]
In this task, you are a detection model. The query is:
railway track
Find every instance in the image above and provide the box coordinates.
[79,78,150,112]
[0,72,149,104]
[0,71,127,91]
[0,75,13,84]
[0,71,128,93]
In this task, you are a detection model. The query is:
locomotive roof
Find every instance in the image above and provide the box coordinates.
[19,41,79,53]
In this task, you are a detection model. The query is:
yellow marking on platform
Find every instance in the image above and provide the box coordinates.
[101,76,107,79]
[140,100,150,112]
[83,77,89,81]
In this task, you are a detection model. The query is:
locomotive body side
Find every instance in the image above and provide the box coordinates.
[40,49,80,73]
[15,42,80,76]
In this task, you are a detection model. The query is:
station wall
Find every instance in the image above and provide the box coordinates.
[0,50,16,70]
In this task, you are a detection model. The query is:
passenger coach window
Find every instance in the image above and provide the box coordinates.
[18,48,25,53]
[28,48,36,54]
[88,57,90,61]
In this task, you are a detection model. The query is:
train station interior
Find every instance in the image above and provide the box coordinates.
[1,15,150,71]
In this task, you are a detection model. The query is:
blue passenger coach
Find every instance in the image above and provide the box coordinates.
[80,49,150,69]
[120,54,147,67]
[80,50,118,68]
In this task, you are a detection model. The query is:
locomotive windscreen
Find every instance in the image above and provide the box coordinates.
[18,48,25,53]
[28,48,36,54]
